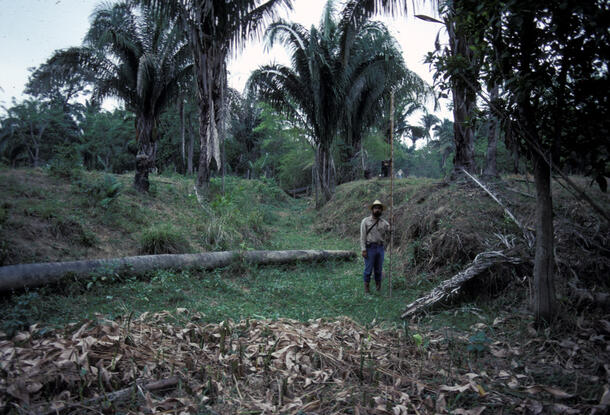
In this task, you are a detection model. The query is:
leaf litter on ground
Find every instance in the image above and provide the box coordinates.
[0,309,608,414]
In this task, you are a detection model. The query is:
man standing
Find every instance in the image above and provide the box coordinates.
[360,200,390,293]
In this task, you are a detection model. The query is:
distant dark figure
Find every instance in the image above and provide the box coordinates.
[364,168,371,179]
[381,160,390,177]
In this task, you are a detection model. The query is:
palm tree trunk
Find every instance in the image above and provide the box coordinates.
[187,115,194,175]
[134,114,155,192]
[447,15,477,178]
[180,99,186,174]
[451,84,476,176]
[194,44,224,197]
[196,97,211,195]
[483,85,500,178]
[315,145,333,208]
[194,48,212,196]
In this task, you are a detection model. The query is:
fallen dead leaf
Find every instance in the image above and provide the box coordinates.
[440,384,471,393]
[525,385,574,399]
[452,406,486,415]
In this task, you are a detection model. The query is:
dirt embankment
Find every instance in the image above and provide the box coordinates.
[0,169,287,266]
[318,176,610,306]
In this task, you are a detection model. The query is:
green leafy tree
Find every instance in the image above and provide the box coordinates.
[47,1,193,192]
[419,113,440,144]
[0,99,71,168]
[456,0,609,323]
[25,56,90,109]
[79,102,136,173]
[422,0,484,179]
[337,5,429,180]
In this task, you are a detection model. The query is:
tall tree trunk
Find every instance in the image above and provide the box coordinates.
[315,145,333,208]
[518,11,556,325]
[196,93,211,195]
[194,45,224,197]
[483,85,500,178]
[214,61,227,194]
[190,24,212,197]
[360,139,367,178]
[179,99,186,174]
[134,114,155,193]
[505,124,521,174]
[33,146,40,169]
[194,49,212,196]
[447,15,477,178]
[451,84,476,176]
[187,114,194,175]
[532,150,555,324]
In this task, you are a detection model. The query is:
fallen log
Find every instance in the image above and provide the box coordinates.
[402,251,523,319]
[38,376,179,415]
[0,249,356,292]
[285,185,311,198]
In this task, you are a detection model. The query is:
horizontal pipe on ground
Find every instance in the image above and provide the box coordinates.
[0,250,356,292]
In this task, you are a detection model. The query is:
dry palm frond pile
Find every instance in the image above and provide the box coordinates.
[1,310,608,414]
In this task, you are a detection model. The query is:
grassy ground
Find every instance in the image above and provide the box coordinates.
[0,167,286,265]
[1,168,608,414]
[1,194,413,333]
[2,168,607,334]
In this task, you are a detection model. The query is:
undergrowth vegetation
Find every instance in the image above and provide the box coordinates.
[139,223,192,254]
[0,170,608,414]
[0,169,285,265]
[318,176,609,310]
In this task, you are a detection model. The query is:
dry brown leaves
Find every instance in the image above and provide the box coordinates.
[1,310,608,414]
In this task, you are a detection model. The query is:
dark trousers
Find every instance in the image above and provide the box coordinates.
[363,243,384,283]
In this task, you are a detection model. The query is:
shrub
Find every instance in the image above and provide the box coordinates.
[78,174,123,208]
[0,292,42,337]
[48,144,83,180]
[51,216,98,247]
[139,223,192,255]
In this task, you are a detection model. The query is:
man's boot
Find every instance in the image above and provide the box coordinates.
[364,281,370,294]
[375,280,381,292]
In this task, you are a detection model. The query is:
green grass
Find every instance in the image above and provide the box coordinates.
[0,193,418,334]
[2,260,412,333]
[0,169,289,265]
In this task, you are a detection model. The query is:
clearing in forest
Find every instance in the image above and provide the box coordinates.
[0,169,608,414]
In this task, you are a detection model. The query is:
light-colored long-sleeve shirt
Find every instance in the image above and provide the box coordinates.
[360,215,390,251]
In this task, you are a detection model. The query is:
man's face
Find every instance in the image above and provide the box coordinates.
[372,206,382,217]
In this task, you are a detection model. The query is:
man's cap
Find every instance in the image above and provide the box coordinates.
[370,200,384,210]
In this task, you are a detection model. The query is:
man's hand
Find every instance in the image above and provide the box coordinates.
[362,250,367,259]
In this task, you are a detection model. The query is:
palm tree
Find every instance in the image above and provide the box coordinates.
[48,1,192,192]
[249,0,413,205]
[420,113,440,143]
[430,117,454,171]
[341,20,430,179]
[134,0,293,197]
[349,0,485,181]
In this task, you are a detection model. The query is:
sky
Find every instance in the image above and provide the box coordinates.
[0,0,451,120]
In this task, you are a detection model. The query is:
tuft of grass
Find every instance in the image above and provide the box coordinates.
[139,223,192,255]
